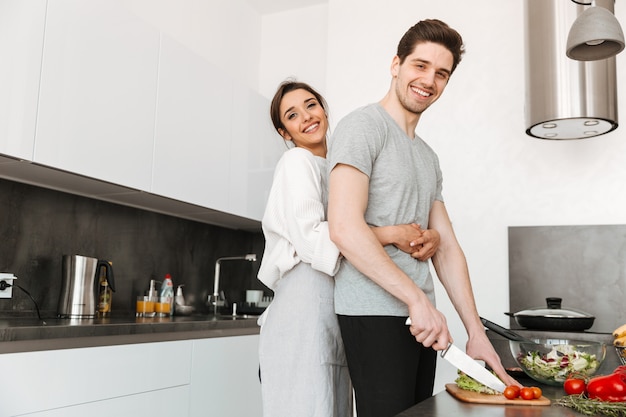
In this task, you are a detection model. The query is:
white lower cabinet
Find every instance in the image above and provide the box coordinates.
[189,335,262,417]
[26,386,189,417]
[0,340,193,416]
[0,335,261,417]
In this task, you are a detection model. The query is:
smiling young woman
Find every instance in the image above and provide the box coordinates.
[276,88,329,157]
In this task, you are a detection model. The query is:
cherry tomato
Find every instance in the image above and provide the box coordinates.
[520,387,535,400]
[503,385,520,400]
[564,378,586,395]
[531,386,542,399]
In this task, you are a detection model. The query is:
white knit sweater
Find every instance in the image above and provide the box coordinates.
[257,147,341,290]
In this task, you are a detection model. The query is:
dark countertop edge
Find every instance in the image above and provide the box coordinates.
[0,317,261,353]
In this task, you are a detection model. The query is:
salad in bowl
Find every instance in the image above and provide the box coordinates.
[511,338,606,386]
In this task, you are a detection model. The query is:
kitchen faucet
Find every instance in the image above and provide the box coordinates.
[210,254,257,315]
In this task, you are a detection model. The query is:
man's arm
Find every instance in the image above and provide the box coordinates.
[428,200,519,386]
[328,163,450,350]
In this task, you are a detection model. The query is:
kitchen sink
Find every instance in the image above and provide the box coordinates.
[208,314,258,321]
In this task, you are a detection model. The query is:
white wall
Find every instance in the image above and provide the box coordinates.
[261,0,626,393]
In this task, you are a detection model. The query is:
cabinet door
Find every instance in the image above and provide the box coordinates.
[152,34,231,212]
[0,340,193,416]
[228,84,252,218]
[0,0,46,160]
[34,0,159,191]
[244,91,284,220]
[230,85,283,221]
[26,386,189,417]
[190,335,262,417]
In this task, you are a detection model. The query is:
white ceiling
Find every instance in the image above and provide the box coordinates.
[244,0,327,14]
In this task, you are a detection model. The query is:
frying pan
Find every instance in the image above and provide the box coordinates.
[506,297,595,331]
[480,317,534,343]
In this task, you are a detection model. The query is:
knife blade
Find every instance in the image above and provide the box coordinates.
[404,318,506,393]
[441,343,507,393]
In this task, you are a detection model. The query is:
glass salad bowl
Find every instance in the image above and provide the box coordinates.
[510,338,606,386]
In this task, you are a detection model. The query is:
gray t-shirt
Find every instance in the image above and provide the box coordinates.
[328,103,443,316]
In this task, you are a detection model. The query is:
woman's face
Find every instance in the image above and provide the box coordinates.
[278,88,328,157]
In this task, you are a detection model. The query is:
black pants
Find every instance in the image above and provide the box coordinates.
[337,315,437,417]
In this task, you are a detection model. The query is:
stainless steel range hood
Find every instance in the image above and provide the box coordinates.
[525,0,619,140]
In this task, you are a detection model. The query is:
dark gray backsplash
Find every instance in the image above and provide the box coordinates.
[0,178,267,318]
[508,225,626,334]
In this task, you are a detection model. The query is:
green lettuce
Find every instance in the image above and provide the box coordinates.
[455,371,499,395]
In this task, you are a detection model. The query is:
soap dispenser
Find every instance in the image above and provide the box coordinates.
[174,284,194,315]
[160,274,174,316]
[175,285,186,308]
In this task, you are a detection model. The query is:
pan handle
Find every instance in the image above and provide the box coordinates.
[480,317,533,343]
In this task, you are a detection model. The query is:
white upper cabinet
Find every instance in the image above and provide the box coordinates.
[152,35,231,212]
[228,84,253,218]
[34,0,160,191]
[0,0,46,160]
[230,85,283,220]
[153,35,281,221]
[0,0,277,226]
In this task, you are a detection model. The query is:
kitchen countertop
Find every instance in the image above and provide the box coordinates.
[395,328,624,417]
[396,378,585,417]
[0,314,260,354]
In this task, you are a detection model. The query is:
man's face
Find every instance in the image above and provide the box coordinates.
[391,41,454,116]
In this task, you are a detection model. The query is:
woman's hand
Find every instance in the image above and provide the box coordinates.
[410,227,440,261]
[370,223,440,261]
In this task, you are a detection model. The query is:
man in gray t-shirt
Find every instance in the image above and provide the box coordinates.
[330,103,442,317]
[327,19,517,417]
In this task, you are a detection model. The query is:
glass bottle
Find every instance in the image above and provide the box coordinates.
[96,262,113,318]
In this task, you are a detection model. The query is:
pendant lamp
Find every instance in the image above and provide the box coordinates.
[566,1,625,61]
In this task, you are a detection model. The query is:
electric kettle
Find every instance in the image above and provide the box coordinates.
[57,255,115,318]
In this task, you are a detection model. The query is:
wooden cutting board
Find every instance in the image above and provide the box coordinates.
[445,384,551,406]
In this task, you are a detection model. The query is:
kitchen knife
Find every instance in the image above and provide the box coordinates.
[405,317,506,393]
[440,343,507,393]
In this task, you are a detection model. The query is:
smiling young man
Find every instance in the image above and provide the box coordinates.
[327,19,517,417]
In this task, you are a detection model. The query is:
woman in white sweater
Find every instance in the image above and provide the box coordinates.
[257,80,439,417]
